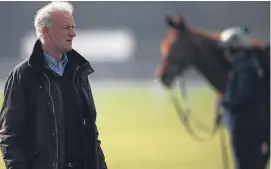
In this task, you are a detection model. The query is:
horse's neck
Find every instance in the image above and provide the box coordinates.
[192,33,232,93]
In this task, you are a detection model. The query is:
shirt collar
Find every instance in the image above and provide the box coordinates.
[44,52,69,76]
[44,52,68,66]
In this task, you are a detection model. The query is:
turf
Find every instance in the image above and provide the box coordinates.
[90,84,235,169]
[0,84,252,169]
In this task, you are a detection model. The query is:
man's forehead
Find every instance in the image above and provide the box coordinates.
[51,11,74,22]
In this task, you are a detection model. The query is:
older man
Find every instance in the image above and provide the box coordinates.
[0,2,107,169]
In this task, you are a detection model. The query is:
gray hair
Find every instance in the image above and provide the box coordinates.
[34,1,74,42]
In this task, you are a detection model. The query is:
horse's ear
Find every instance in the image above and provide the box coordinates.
[165,15,173,27]
[165,14,187,31]
[177,13,187,32]
[166,15,175,28]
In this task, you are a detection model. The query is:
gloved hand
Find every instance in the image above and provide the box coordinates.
[215,113,223,127]
[214,95,224,127]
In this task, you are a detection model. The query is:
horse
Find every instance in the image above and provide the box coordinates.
[155,13,270,168]
[156,14,269,93]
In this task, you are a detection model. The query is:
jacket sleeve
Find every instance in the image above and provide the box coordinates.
[0,70,27,169]
[87,81,108,169]
[94,124,108,169]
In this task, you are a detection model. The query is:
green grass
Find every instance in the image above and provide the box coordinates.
[93,85,235,169]
[0,84,264,169]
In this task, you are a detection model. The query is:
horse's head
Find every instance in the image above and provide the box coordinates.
[156,14,197,88]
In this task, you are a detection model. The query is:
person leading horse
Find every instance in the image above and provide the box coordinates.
[218,26,269,169]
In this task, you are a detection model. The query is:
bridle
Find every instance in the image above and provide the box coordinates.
[163,27,230,169]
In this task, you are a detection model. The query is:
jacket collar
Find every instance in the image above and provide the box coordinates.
[28,39,94,78]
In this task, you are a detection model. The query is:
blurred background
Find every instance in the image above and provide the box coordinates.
[0,1,269,169]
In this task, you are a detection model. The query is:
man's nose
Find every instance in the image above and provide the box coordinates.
[70,30,76,37]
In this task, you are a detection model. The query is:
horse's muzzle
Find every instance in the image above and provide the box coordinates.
[160,72,174,88]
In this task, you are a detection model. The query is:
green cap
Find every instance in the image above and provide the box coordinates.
[241,25,249,34]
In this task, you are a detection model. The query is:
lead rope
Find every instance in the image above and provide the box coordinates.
[167,77,230,169]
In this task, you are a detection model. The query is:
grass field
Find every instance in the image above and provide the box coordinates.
[91,83,236,169]
[0,83,243,169]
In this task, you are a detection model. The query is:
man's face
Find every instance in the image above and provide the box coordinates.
[223,45,247,63]
[224,47,237,62]
[48,11,76,53]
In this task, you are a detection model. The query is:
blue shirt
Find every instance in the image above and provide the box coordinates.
[44,52,68,76]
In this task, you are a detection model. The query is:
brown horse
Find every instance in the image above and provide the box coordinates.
[156,13,269,94]
[156,13,270,168]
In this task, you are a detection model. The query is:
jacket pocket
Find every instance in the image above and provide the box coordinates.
[26,149,41,169]
[26,149,40,161]
[27,148,49,169]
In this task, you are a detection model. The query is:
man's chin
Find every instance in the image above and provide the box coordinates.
[63,47,73,53]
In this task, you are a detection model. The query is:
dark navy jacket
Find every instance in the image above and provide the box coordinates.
[221,53,267,131]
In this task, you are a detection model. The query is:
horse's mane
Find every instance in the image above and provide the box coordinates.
[161,26,265,61]
[188,26,270,93]
[189,27,264,48]
[168,14,264,47]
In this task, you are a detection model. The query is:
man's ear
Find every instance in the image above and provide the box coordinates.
[42,25,52,39]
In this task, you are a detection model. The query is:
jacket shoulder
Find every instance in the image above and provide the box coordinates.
[12,59,32,74]
[5,59,34,85]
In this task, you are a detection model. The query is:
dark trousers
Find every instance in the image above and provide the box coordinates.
[232,131,265,169]
[262,127,270,168]
[224,111,269,169]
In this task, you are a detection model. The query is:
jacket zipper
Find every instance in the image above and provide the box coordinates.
[43,73,59,169]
